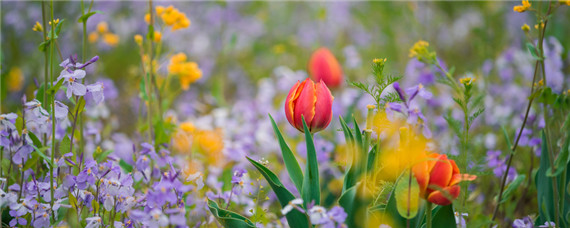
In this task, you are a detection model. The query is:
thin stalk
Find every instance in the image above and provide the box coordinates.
[146,0,154,143]
[42,1,48,109]
[49,0,56,222]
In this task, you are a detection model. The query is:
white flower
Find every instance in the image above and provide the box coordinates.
[0,113,17,131]
[539,221,556,228]
[379,225,392,228]
[309,206,328,224]
[281,198,303,215]
[85,216,102,228]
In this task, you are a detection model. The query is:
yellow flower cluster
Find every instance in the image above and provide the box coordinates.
[146,5,191,31]
[88,22,120,46]
[32,21,43,32]
[409,40,436,63]
[172,122,226,167]
[521,24,530,32]
[168,53,202,90]
[513,0,531,13]
[460,77,475,85]
[534,22,545,30]
[373,58,387,64]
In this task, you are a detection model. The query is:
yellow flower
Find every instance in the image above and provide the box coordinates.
[272,44,285,54]
[32,21,43,32]
[513,0,531,12]
[134,34,143,46]
[459,77,475,85]
[373,58,387,64]
[534,22,545,30]
[521,24,530,32]
[97,22,108,34]
[145,13,151,24]
[153,31,162,42]
[156,6,165,15]
[154,5,191,31]
[48,18,60,26]
[168,53,202,90]
[195,129,225,167]
[102,33,119,46]
[409,40,436,63]
[88,32,99,43]
[7,67,24,92]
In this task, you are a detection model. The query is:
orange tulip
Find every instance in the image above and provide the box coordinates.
[412,153,476,205]
[285,78,334,133]
[308,47,343,88]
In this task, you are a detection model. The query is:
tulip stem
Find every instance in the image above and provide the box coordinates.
[426,202,432,228]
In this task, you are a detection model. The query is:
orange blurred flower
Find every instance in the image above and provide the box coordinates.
[308,47,343,88]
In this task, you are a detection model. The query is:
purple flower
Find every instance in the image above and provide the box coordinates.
[327,206,347,224]
[0,113,17,131]
[231,168,247,185]
[86,82,105,105]
[13,144,33,165]
[58,69,87,99]
[512,216,533,228]
[54,101,69,121]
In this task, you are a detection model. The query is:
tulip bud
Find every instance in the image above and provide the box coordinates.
[412,153,476,205]
[285,78,334,133]
[308,47,343,88]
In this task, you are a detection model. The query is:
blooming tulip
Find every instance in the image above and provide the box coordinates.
[412,153,476,205]
[308,48,343,88]
[285,78,334,133]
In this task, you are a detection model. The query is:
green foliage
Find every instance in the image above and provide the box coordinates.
[431,205,456,228]
[269,114,303,194]
[395,171,420,219]
[246,157,310,228]
[119,159,133,173]
[497,174,526,204]
[207,199,256,228]
[536,130,556,225]
[78,11,103,23]
[301,116,320,207]
[350,59,403,108]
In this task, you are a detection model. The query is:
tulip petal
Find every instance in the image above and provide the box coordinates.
[309,48,343,88]
[427,185,460,206]
[293,79,316,132]
[309,80,333,132]
[412,160,429,197]
[427,154,453,190]
[285,80,302,130]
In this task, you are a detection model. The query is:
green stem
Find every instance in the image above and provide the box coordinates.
[49,0,56,223]
[42,1,48,109]
[426,202,432,228]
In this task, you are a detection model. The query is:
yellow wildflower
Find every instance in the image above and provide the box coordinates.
[168,53,202,90]
[409,40,436,63]
[272,44,285,54]
[195,129,225,167]
[7,67,24,92]
[88,32,99,43]
[97,22,108,34]
[153,31,162,42]
[32,21,43,32]
[134,34,143,46]
[102,33,119,46]
[48,18,60,26]
[513,0,531,13]
[521,24,530,32]
[459,77,475,85]
[534,22,545,30]
[152,5,191,31]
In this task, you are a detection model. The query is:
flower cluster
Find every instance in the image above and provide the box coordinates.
[146,5,190,31]
[88,22,119,46]
[168,53,203,90]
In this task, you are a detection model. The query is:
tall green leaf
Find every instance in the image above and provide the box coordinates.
[207,199,256,228]
[340,116,357,193]
[431,205,456,227]
[269,114,303,194]
[302,117,320,207]
[395,171,420,219]
[246,157,309,228]
[338,185,359,228]
[536,130,556,225]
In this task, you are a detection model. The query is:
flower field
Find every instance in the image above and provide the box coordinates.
[1,1,570,227]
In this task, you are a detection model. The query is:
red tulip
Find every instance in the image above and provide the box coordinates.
[412,153,476,205]
[308,47,343,88]
[285,78,334,133]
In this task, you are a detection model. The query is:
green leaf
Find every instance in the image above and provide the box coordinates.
[497,174,526,204]
[526,42,543,60]
[38,40,51,52]
[502,126,513,151]
[78,11,103,23]
[340,116,357,193]
[28,132,43,148]
[119,160,133,173]
[49,78,65,95]
[301,116,320,207]
[338,185,360,228]
[385,177,407,228]
[95,149,113,163]
[535,130,556,225]
[29,145,52,167]
[47,19,66,40]
[207,199,256,228]
[60,135,71,155]
[269,114,303,194]
[15,115,23,135]
[443,114,462,136]
[246,157,309,228]
[395,171,420,219]
[547,127,570,177]
[431,204,456,227]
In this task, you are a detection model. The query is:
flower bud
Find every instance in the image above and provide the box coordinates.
[308,48,343,88]
[285,78,334,133]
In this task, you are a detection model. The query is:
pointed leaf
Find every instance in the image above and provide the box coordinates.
[269,114,303,194]
[207,199,256,228]
[246,157,309,228]
[431,205,455,227]
[395,171,420,219]
[302,116,320,207]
